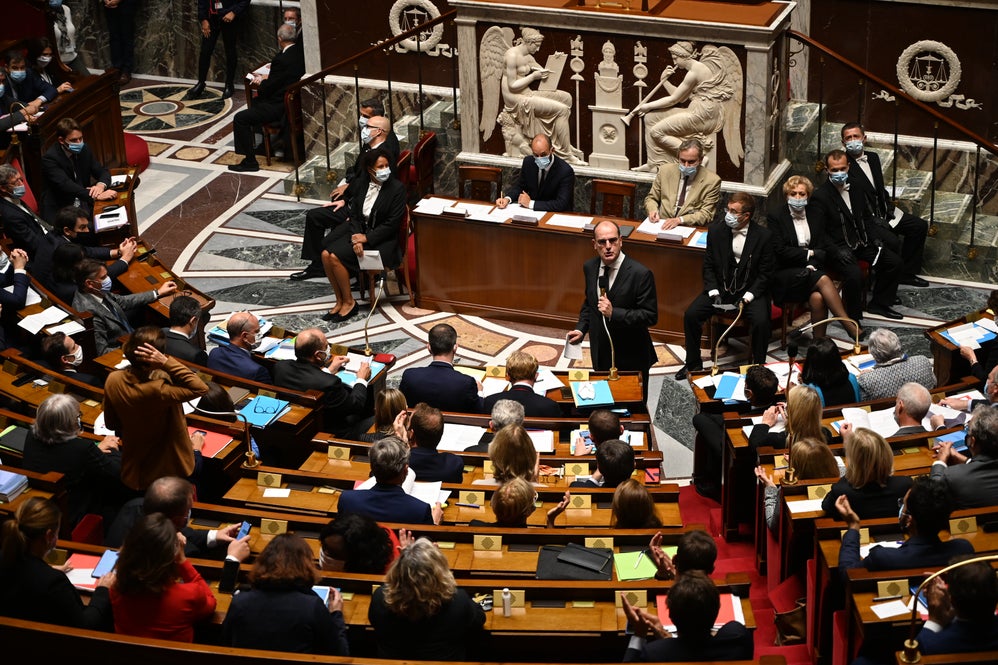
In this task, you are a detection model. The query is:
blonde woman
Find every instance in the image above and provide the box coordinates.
[756,437,842,530]
[489,424,538,483]
[368,538,485,660]
[821,425,911,519]
[748,384,831,451]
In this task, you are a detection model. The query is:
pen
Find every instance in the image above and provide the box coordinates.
[634,550,645,569]
[872,595,902,602]
[455,502,481,509]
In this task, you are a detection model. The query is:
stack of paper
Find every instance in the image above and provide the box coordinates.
[532,368,565,396]
[0,468,28,502]
[413,197,455,215]
[19,305,70,334]
[238,395,291,428]
[940,319,998,349]
[570,380,614,407]
[527,429,555,453]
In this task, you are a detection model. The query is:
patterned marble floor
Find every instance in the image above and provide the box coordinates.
[124,75,996,480]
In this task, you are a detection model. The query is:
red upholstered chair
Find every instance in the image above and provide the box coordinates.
[396,149,412,191]
[70,514,104,546]
[408,130,437,201]
[123,132,150,174]
[359,206,413,306]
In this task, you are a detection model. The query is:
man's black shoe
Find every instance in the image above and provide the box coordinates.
[290,266,324,281]
[222,84,234,99]
[228,159,260,173]
[694,480,721,502]
[901,276,930,287]
[675,366,702,381]
[867,303,904,320]
[185,82,206,100]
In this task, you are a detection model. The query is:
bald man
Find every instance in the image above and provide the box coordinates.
[206,311,271,383]
[272,328,373,437]
[495,133,574,212]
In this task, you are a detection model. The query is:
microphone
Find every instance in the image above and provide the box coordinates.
[597,271,618,380]
[598,272,609,298]
[189,402,259,468]
[786,341,798,395]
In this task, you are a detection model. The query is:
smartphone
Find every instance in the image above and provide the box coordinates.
[92,550,119,578]
[234,395,253,410]
[237,520,251,539]
[11,373,37,387]
[193,429,207,437]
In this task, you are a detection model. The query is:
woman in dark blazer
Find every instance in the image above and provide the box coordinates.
[320,147,405,322]
[767,175,860,339]
[821,426,912,519]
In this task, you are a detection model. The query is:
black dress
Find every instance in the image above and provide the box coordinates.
[767,204,834,303]
[324,177,405,272]
[368,586,486,660]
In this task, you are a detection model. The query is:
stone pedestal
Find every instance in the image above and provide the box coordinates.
[588,106,630,170]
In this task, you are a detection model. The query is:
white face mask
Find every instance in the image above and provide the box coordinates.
[100,276,112,292]
[66,345,83,367]
[38,55,53,66]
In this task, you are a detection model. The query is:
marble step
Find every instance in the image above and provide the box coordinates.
[925,190,974,241]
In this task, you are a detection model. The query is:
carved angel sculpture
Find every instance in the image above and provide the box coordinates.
[479,26,585,164]
[632,41,743,171]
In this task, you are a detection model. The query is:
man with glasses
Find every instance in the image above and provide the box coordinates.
[568,220,658,395]
[207,311,271,383]
[676,192,773,379]
[643,138,721,231]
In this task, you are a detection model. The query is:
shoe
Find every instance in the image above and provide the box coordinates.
[222,84,234,99]
[337,303,358,322]
[290,266,324,281]
[901,276,930,287]
[321,310,339,322]
[674,366,701,381]
[185,82,206,100]
[228,159,260,173]
[118,72,131,85]
[867,303,904,320]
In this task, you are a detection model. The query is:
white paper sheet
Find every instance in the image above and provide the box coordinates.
[546,214,591,229]
[4,284,40,306]
[262,488,291,498]
[527,429,555,453]
[19,305,69,334]
[480,376,509,398]
[563,334,583,360]
[45,320,85,336]
[871,599,910,619]
[437,424,488,451]
[786,498,824,514]
[358,250,384,271]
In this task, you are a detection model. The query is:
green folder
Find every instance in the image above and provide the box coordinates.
[614,550,660,581]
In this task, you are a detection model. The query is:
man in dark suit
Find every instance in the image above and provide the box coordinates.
[931,403,998,508]
[622,571,753,662]
[676,192,773,379]
[482,350,562,417]
[163,295,208,365]
[569,439,633,489]
[40,117,116,221]
[891,382,931,437]
[40,332,103,388]
[206,311,271,384]
[272,327,372,437]
[72,259,176,356]
[291,115,400,280]
[836,475,974,576]
[0,247,30,351]
[227,24,306,173]
[842,123,929,287]
[568,220,658,394]
[30,206,135,287]
[494,134,574,213]
[811,149,904,321]
[918,558,998,656]
[406,402,463,484]
[337,436,442,525]
[186,0,251,100]
[399,323,483,413]
[0,164,52,255]
[5,50,57,110]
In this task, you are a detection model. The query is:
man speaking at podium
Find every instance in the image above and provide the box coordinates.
[567,221,658,397]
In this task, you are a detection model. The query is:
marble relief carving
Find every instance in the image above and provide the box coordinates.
[895,40,982,111]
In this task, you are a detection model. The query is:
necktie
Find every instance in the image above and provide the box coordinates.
[104,297,134,334]
[538,168,546,191]
[676,176,689,214]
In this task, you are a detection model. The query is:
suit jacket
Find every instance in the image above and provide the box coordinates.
[104,497,213,557]
[400,360,483,413]
[856,355,936,401]
[702,221,773,303]
[766,203,834,271]
[222,586,350,655]
[197,0,250,21]
[821,475,913,521]
[41,142,111,220]
[31,232,117,289]
[337,482,434,524]
[256,42,306,106]
[0,266,29,350]
[0,555,113,631]
[838,528,974,574]
[504,154,574,212]
[164,329,208,365]
[73,288,158,356]
[811,179,876,252]
[207,343,271,384]
[343,138,402,190]
[482,384,562,418]
[272,359,368,434]
[103,358,209,491]
[918,616,998,656]
[408,446,464,484]
[347,177,406,266]
[931,454,998,509]
[848,151,896,219]
[0,195,51,254]
[8,69,58,104]
[644,164,722,227]
[110,559,216,642]
[576,255,657,373]
[623,621,754,662]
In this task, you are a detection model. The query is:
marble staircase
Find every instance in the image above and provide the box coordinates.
[783,101,995,283]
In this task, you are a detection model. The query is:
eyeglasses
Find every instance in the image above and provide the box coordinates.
[595,238,620,246]
[253,403,278,414]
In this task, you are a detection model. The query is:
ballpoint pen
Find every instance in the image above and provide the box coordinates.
[634,549,645,569]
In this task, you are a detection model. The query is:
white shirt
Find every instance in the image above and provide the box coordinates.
[853,153,874,185]
[597,251,625,298]
[836,184,852,212]
[362,181,381,218]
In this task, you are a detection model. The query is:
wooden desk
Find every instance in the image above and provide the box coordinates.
[412,200,705,344]
[924,308,995,386]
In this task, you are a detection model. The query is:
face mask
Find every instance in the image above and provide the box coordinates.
[49,0,63,7]
[360,127,373,144]
[844,140,864,156]
[9,70,26,82]
[100,276,112,291]
[359,115,368,128]
[248,335,261,351]
[828,171,848,186]
[534,155,551,170]
[67,141,85,154]
[724,212,742,229]
[678,164,697,178]
[787,197,807,210]
[38,56,52,66]
[284,20,296,28]
[11,185,25,198]
[374,167,391,183]
[67,345,83,367]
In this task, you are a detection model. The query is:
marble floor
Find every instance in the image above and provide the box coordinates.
[124,75,996,481]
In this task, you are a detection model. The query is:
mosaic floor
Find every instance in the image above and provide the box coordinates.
[124,76,995,480]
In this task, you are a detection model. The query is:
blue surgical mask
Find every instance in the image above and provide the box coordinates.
[374,167,391,183]
[844,140,864,156]
[360,127,372,144]
[787,197,808,210]
[9,70,26,82]
[724,212,742,229]
[49,0,63,7]
[359,116,368,128]
[100,276,112,291]
[534,155,551,170]
[284,20,296,28]
[67,141,84,154]
[828,171,848,186]
[11,185,25,198]
[678,164,697,178]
